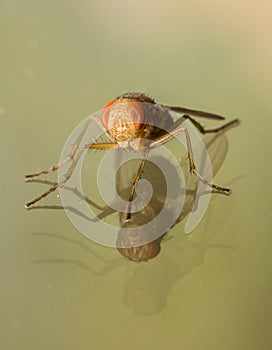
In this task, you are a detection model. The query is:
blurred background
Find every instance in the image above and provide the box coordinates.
[1,0,271,349]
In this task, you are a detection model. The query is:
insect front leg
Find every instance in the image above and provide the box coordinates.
[24,116,118,208]
[24,115,104,180]
[25,146,86,208]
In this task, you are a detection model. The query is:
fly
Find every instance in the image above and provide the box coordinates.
[24,92,240,223]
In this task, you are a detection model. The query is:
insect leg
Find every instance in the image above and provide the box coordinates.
[150,120,232,195]
[125,152,149,222]
[25,141,118,208]
[183,115,240,134]
[24,115,103,180]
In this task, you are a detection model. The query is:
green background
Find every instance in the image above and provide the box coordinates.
[1,1,271,349]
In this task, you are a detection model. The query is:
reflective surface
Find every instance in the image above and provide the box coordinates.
[1,1,272,349]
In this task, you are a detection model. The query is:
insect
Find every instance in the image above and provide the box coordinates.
[25,92,239,223]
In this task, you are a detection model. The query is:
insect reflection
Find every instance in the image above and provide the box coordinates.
[33,130,235,315]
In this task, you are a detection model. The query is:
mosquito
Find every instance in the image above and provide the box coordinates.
[24,92,239,221]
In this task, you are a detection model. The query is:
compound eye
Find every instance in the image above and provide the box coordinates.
[130,102,145,130]
[101,99,116,129]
